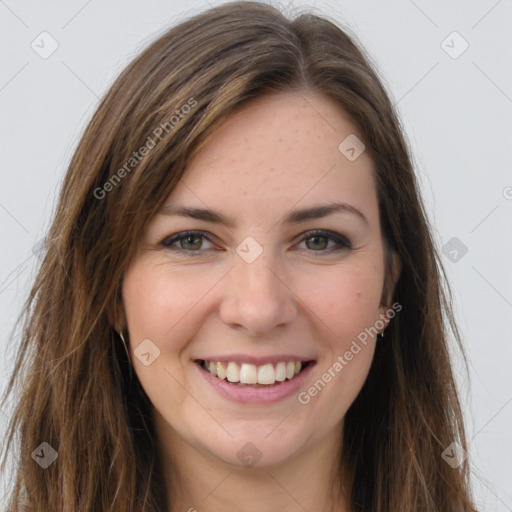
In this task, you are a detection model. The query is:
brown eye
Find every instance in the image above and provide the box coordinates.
[305,235,329,251]
[180,234,203,250]
[161,231,215,253]
[297,230,351,254]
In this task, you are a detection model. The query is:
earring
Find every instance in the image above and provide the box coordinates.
[380,330,385,339]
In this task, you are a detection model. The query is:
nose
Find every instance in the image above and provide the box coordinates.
[219,250,298,337]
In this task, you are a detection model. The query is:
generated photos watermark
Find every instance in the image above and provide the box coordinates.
[93,97,198,200]
[297,301,402,405]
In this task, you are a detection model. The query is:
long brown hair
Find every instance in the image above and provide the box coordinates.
[1,2,478,510]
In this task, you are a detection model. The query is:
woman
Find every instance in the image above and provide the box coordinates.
[1,2,478,510]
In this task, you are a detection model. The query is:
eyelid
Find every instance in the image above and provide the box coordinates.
[160,229,351,254]
[161,230,217,252]
[294,229,352,252]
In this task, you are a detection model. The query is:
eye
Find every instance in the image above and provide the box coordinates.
[295,230,351,254]
[161,231,215,253]
[159,229,351,256]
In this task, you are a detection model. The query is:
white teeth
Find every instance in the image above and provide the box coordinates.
[286,362,295,380]
[275,362,287,381]
[240,363,258,384]
[257,363,275,385]
[216,362,227,380]
[226,362,239,382]
[201,359,305,385]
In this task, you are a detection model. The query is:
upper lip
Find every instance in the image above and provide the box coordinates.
[193,354,316,365]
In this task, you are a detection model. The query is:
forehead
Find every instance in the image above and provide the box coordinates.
[166,91,378,227]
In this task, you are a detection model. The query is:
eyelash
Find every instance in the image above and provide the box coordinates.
[160,230,352,255]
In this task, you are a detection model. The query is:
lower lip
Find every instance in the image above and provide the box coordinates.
[194,361,316,404]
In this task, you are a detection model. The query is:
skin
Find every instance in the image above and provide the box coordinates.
[121,90,400,511]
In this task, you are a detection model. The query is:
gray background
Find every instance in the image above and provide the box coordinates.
[1,0,511,509]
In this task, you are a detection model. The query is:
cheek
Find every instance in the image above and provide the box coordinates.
[121,264,208,410]
[299,263,382,343]
[296,267,379,422]
[122,262,211,340]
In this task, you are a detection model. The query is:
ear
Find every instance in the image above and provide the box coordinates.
[379,250,402,320]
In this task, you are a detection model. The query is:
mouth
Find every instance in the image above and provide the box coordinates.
[194,359,314,387]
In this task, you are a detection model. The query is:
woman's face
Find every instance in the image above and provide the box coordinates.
[122,90,394,469]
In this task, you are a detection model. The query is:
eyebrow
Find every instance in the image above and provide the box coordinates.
[159,202,369,228]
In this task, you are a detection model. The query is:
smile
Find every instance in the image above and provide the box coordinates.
[198,359,312,386]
